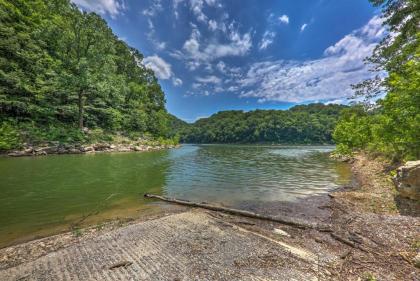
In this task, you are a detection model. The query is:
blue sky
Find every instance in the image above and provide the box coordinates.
[72,0,384,122]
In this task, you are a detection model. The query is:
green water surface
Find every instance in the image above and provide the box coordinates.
[0,144,350,247]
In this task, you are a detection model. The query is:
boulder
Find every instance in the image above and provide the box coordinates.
[68,148,82,154]
[35,146,58,154]
[117,146,131,152]
[394,161,420,200]
[133,146,144,152]
[93,143,110,151]
[81,146,94,153]
[8,150,31,157]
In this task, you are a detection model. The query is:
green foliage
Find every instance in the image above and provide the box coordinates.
[354,0,420,99]
[179,104,346,144]
[334,1,419,162]
[0,121,20,150]
[0,0,172,149]
[334,32,420,161]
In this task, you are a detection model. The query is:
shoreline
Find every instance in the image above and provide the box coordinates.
[0,153,418,280]
[3,143,180,157]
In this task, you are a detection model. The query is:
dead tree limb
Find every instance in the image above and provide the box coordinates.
[144,193,332,231]
[330,233,370,253]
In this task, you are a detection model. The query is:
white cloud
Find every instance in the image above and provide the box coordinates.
[235,16,386,103]
[173,0,184,19]
[196,75,222,84]
[216,61,226,73]
[259,31,276,50]
[146,18,166,51]
[172,77,183,86]
[208,19,218,31]
[142,0,163,17]
[192,82,202,89]
[300,23,308,32]
[279,14,289,24]
[178,25,252,70]
[143,55,172,80]
[71,0,125,18]
[189,0,208,23]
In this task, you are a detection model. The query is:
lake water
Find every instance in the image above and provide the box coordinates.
[0,144,351,247]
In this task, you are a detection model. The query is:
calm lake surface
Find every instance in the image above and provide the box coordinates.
[0,144,351,247]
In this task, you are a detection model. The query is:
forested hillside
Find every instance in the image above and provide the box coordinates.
[0,0,173,150]
[180,104,345,144]
[333,0,420,161]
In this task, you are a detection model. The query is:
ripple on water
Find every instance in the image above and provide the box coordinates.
[0,144,351,247]
[162,144,350,206]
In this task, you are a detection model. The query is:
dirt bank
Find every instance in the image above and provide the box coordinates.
[0,153,418,280]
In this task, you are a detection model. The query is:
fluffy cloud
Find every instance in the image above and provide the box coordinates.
[143,55,172,80]
[189,0,208,23]
[71,0,125,18]
[259,31,276,50]
[172,77,183,86]
[300,23,307,32]
[195,75,222,84]
[235,16,386,103]
[279,15,289,24]
[208,19,218,31]
[175,24,252,70]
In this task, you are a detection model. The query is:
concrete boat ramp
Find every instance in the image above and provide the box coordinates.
[0,211,324,281]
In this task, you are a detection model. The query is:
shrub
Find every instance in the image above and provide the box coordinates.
[0,122,21,151]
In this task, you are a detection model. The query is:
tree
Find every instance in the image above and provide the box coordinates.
[0,0,173,150]
[178,104,346,144]
[354,0,420,99]
[334,0,420,160]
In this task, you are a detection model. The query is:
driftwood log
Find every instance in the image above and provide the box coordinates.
[144,193,332,231]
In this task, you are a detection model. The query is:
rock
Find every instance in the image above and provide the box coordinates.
[109,144,116,150]
[93,143,110,151]
[68,148,82,154]
[273,228,291,237]
[413,252,420,269]
[117,146,131,152]
[35,146,58,154]
[24,147,34,154]
[8,151,31,157]
[394,161,420,200]
[133,146,144,152]
[57,147,68,154]
[81,146,94,153]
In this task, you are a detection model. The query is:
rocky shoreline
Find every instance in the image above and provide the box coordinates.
[5,143,179,157]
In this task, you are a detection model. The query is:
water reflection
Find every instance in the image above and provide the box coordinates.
[163,145,351,206]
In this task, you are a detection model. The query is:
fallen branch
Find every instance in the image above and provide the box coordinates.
[108,261,132,270]
[144,193,332,231]
[330,233,369,253]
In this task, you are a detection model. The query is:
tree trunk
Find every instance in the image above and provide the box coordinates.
[144,193,332,231]
[78,90,84,130]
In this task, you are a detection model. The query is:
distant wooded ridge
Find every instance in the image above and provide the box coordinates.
[171,104,346,144]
